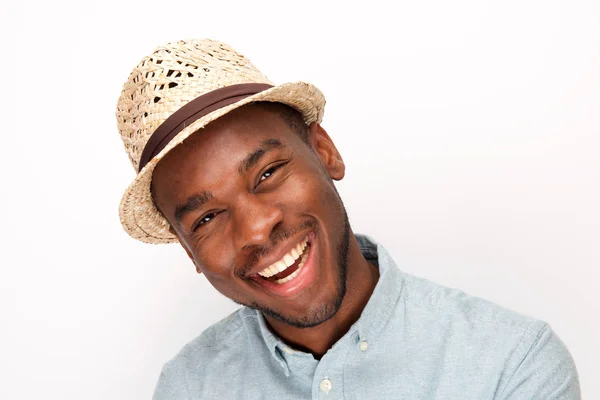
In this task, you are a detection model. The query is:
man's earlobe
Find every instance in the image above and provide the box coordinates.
[169,226,203,275]
[309,123,345,181]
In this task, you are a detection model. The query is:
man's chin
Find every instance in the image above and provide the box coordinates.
[248,297,344,329]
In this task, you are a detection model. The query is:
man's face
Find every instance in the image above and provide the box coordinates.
[151,104,349,328]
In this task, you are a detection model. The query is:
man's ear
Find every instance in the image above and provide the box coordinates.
[308,123,345,181]
[169,226,202,274]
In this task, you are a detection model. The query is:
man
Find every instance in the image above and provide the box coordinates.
[116,39,580,399]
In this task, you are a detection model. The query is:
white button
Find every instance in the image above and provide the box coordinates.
[359,340,368,351]
[319,378,332,393]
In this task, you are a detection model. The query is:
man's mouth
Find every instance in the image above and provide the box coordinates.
[256,236,310,285]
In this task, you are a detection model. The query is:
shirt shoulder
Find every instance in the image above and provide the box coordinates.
[153,308,254,399]
[401,271,543,332]
[398,272,580,399]
[174,307,246,355]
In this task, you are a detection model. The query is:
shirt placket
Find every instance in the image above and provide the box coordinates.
[311,332,354,400]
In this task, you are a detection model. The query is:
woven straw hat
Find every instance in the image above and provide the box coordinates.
[116,39,325,244]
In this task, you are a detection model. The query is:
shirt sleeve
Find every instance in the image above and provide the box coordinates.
[152,361,190,400]
[497,324,580,400]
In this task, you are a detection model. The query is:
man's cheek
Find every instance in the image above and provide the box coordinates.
[290,174,325,205]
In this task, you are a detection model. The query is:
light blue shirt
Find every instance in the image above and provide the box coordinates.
[154,235,580,399]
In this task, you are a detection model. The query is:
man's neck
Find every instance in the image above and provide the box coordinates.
[264,235,379,359]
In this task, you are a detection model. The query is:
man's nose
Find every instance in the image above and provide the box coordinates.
[232,194,283,251]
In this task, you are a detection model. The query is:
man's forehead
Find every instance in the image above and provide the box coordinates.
[185,103,295,148]
[160,104,288,161]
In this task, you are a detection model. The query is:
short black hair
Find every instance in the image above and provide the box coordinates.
[251,101,310,144]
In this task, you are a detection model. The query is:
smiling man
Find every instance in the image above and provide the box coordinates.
[116,39,580,399]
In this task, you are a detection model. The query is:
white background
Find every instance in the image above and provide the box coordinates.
[1,0,598,398]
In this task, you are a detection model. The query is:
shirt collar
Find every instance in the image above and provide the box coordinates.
[254,234,404,372]
[255,311,293,376]
[353,234,404,344]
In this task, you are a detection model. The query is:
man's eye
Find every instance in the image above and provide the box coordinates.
[193,212,216,231]
[259,163,285,182]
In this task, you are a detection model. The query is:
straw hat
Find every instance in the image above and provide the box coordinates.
[116,39,325,244]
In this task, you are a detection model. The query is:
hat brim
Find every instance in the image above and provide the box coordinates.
[119,81,325,244]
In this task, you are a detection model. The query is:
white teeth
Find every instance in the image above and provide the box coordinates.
[283,254,295,267]
[274,244,310,284]
[267,266,278,276]
[274,260,287,273]
[257,236,309,278]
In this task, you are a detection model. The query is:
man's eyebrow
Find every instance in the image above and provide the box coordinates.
[174,191,214,225]
[238,138,285,176]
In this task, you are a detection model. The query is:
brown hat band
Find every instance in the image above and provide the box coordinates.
[138,83,274,172]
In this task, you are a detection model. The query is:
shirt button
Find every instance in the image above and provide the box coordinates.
[359,340,368,351]
[319,378,332,393]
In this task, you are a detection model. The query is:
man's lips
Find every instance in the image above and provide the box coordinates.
[247,231,318,297]
[244,233,312,279]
